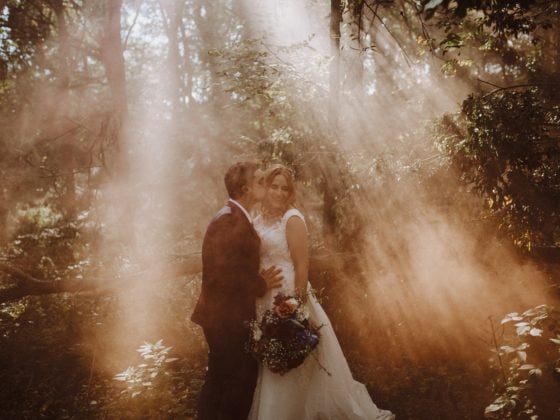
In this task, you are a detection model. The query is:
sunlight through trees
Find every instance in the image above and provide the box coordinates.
[0,0,558,418]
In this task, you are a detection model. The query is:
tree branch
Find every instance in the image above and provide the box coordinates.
[363,1,412,66]
[0,254,342,304]
[0,256,202,304]
[482,83,560,99]
[123,0,143,51]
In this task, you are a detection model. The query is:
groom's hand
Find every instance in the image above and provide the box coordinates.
[261,266,283,290]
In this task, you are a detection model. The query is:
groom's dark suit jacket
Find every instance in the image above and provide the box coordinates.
[192,202,268,420]
[191,201,267,330]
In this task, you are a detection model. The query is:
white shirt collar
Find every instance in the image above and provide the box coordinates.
[228,199,253,224]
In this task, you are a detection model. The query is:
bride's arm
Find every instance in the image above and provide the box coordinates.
[286,216,309,301]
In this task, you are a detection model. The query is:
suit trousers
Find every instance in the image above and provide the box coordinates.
[196,324,258,420]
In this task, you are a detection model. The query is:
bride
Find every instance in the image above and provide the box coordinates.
[248,164,394,420]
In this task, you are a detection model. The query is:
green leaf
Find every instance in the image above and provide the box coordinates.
[516,343,530,350]
[529,328,543,337]
[516,325,531,336]
[501,313,522,324]
[529,368,542,378]
[485,397,510,415]
[424,0,444,11]
[518,364,536,370]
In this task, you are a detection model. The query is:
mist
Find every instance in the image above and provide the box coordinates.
[1,0,558,417]
[90,0,552,373]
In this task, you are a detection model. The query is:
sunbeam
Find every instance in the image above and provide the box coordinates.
[0,0,558,418]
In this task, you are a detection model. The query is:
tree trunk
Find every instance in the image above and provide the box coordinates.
[322,0,343,244]
[329,0,342,129]
[159,0,185,127]
[0,193,7,245]
[52,0,77,218]
[99,0,127,168]
[179,15,194,106]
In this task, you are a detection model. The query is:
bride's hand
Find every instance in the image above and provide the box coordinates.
[261,266,283,290]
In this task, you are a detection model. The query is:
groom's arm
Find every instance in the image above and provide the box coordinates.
[203,215,268,297]
[231,223,271,298]
[245,247,267,297]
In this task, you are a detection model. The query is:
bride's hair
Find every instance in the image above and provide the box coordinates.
[263,164,296,211]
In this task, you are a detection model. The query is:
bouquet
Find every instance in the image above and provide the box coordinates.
[247,293,321,375]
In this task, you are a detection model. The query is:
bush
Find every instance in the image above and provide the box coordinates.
[486,305,560,418]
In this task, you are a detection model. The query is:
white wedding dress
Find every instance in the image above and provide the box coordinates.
[248,208,395,420]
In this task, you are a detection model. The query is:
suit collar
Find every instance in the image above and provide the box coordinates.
[227,201,259,240]
[228,199,253,225]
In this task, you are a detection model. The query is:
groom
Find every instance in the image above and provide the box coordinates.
[191,162,282,420]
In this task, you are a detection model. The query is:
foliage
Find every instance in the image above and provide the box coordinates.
[346,1,558,88]
[114,340,180,400]
[423,0,557,39]
[0,291,205,418]
[0,0,56,79]
[0,200,104,293]
[427,0,557,77]
[210,38,368,256]
[422,0,556,35]
[435,87,560,251]
[0,0,558,418]
[486,305,560,419]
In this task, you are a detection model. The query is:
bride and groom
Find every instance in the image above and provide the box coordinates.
[191,162,394,420]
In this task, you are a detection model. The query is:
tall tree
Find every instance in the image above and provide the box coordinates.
[329,0,342,129]
[159,0,185,126]
[99,0,127,169]
[51,0,77,218]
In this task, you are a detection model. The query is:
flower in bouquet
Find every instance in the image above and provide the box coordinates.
[295,304,310,322]
[247,292,321,375]
[274,297,299,318]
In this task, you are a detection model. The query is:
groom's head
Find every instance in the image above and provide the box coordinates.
[224,162,265,203]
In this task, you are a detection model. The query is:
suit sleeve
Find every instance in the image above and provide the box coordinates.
[202,215,267,298]
[247,254,267,298]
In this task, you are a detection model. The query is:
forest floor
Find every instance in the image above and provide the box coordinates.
[0,321,491,419]
[0,296,494,419]
[1,266,559,419]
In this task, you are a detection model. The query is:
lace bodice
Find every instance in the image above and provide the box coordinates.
[254,208,306,314]
[255,208,305,268]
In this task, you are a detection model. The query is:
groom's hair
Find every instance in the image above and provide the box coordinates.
[224,162,258,199]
